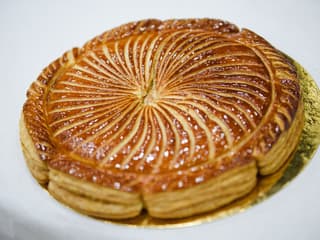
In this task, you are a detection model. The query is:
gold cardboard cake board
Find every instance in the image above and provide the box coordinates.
[103,58,320,228]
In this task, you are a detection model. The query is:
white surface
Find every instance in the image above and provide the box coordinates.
[0,0,319,239]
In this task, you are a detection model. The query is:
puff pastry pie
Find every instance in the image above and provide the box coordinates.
[20,19,303,219]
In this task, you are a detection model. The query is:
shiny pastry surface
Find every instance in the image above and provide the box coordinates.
[21,19,303,219]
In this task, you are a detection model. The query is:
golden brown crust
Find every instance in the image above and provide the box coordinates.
[20,18,303,219]
[143,161,257,218]
[48,181,142,219]
[257,99,304,175]
[20,115,48,184]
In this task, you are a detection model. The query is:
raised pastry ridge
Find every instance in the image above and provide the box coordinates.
[21,19,303,219]
[21,48,81,183]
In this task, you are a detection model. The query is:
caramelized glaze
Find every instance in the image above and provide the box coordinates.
[23,19,301,194]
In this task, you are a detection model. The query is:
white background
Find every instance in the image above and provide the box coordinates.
[0,0,319,239]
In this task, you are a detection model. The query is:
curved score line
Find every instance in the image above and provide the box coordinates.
[152,105,181,170]
[156,102,196,162]
[150,107,168,173]
[51,99,132,137]
[120,108,150,168]
[99,109,144,167]
[48,98,130,127]
[88,51,134,86]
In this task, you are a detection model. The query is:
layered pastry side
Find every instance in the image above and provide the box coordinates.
[20,19,304,219]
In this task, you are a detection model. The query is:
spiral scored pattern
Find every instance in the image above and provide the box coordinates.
[20,19,304,221]
[47,29,271,176]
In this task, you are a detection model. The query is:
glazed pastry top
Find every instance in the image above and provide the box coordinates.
[23,19,300,193]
